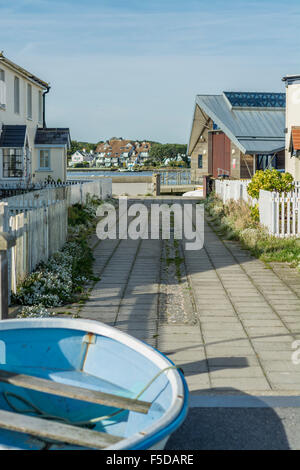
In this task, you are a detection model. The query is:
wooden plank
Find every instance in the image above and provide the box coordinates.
[0,370,151,414]
[0,409,122,449]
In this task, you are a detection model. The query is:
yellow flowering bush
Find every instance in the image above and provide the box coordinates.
[247,170,294,199]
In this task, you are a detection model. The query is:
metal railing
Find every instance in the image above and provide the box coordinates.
[157,170,202,186]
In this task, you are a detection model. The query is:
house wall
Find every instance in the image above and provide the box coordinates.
[0,61,44,146]
[0,60,67,183]
[190,126,210,181]
[33,147,67,183]
[189,104,250,180]
[230,142,241,179]
[285,80,300,180]
[189,105,212,181]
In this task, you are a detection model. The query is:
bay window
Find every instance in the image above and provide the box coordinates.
[2,148,23,178]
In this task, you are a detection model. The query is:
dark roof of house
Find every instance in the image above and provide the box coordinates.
[282,74,300,82]
[0,52,49,89]
[0,125,27,147]
[35,128,71,147]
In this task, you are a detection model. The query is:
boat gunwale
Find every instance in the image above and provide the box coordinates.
[0,318,188,450]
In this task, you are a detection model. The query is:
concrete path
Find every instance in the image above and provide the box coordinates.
[80,198,300,395]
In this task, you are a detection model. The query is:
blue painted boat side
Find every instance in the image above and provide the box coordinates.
[0,319,189,450]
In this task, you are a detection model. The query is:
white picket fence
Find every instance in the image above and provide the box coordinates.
[215,178,300,237]
[215,179,252,204]
[259,189,300,237]
[2,178,112,208]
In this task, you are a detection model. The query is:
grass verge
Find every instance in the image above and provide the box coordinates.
[205,193,300,268]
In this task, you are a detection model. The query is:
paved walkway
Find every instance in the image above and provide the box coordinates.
[79,197,300,395]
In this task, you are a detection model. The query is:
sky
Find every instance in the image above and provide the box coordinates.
[1,0,300,144]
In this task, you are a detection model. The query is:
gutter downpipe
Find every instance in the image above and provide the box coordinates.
[42,85,51,128]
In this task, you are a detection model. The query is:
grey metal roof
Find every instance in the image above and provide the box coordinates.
[196,94,285,154]
[0,125,27,147]
[35,128,70,147]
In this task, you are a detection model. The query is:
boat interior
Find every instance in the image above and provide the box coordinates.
[0,327,174,450]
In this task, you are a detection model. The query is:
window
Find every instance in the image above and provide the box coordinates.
[38,91,43,123]
[14,77,20,114]
[3,148,23,178]
[27,84,32,119]
[39,149,50,169]
[256,154,277,171]
[0,69,6,107]
[198,154,203,169]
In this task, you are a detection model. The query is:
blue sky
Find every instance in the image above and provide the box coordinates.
[0,0,299,143]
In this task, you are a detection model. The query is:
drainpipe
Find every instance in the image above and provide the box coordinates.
[42,85,51,128]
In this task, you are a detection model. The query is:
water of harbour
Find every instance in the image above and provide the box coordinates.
[67,170,153,179]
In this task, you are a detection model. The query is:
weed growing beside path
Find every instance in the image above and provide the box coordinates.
[205,194,300,269]
[13,196,110,317]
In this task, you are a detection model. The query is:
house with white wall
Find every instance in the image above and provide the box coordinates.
[69,150,95,167]
[282,75,300,180]
[0,52,70,185]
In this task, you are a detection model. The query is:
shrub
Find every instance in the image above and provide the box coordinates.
[247,170,294,199]
[205,194,300,267]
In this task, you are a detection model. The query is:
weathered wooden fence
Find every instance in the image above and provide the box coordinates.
[0,178,112,311]
[3,199,68,293]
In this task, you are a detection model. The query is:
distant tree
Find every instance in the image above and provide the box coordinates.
[73,162,90,168]
[68,140,97,157]
[149,143,187,162]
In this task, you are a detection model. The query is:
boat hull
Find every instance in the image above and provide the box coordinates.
[0,318,188,450]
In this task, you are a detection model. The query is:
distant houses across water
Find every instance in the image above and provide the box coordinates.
[69,138,152,170]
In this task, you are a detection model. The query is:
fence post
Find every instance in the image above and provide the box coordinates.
[0,233,16,320]
[152,173,161,196]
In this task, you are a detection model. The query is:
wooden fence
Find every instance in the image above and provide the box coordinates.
[0,178,112,299]
[0,198,68,295]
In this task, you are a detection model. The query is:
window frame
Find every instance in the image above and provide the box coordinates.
[198,154,203,169]
[0,69,6,108]
[27,83,32,120]
[38,149,51,170]
[38,90,43,123]
[2,147,24,179]
[14,76,20,114]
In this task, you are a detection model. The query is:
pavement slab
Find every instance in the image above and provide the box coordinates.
[79,198,300,395]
